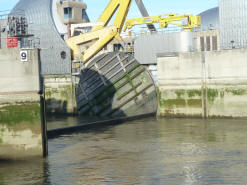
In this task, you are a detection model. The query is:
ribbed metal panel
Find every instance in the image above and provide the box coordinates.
[11,0,72,75]
[76,52,157,117]
[219,0,247,49]
[198,7,219,31]
[134,32,193,65]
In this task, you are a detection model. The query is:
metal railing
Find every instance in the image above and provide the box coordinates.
[0,9,40,49]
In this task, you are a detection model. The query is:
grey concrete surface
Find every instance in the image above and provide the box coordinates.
[0,48,40,93]
[158,49,247,118]
[0,48,46,159]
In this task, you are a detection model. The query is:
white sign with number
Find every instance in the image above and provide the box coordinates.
[20,51,28,62]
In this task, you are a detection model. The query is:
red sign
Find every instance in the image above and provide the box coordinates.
[6,37,18,48]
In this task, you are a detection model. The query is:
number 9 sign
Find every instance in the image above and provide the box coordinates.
[20,51,28,62]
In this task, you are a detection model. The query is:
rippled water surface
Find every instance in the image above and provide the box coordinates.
[1,117,247,185]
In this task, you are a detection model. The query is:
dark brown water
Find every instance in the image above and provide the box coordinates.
[1,117,247,185]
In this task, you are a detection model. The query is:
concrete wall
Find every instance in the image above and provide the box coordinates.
[157,49,247,118]
[0,48,47,159]
[44,76,77,115]
[0,48,40,92]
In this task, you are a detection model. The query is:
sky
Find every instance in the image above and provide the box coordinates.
[0,0,218,21]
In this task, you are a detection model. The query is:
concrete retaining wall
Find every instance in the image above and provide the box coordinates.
[157,49,247,118]
[0,48,47,159]
[44,76,77,115]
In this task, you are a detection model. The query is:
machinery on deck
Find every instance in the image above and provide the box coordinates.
[124,14,201,32]
[65,0,200,118]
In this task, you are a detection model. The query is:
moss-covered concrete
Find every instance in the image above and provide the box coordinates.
[175,90,186,99]
[158,88,203,118]
[0,48,46,159]
[157,48,247,118]
[187,90,202,98]
[0,100,44,159]
[207,88,218,102]
[225,88,246,96]
[158,86,247,118]
[44,76,76,115]
[187,99,202,107]
[0,103,40,126]
[160,99,186,108]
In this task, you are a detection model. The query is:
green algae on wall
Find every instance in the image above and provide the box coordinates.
[158,86,247,118]
[226,88,246,96]
[159,89,202,108]
[206,88,247,103]
[158,88,203,117]
[187,99,202,107]
[160,99,186,108]
[175,90,185,99]
[0,103,41,125]
[207,88,218,102]
[159,98,202,108]
[187,90,202,98]
[174,89,202,99]
[45,84,75,114]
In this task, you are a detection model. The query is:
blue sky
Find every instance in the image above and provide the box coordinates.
[0,0,218,21]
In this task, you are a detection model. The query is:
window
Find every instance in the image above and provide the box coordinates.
[82,9,86,20]
[64,7,72,19]
[61,51,66,59]
[113,44,122,51]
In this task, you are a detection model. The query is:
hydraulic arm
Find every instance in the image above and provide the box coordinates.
[124,14,201,32]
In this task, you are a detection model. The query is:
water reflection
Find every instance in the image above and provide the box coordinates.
[0,159,45,185]
[1,117,247,184]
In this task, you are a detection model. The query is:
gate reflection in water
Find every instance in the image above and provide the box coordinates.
[1,117,247,184]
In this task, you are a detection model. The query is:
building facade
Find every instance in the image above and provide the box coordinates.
[10,0,89,75]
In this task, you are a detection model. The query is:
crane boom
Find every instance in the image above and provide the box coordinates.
[134,0,156,32]
[124,14,201,32]
[66,0,133,64]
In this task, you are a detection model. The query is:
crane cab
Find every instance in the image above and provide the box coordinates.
[56,0,88,24]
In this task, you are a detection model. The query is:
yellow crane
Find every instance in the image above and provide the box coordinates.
[66,0,132,64]
[123,14,201,32]
[66,0,201,64]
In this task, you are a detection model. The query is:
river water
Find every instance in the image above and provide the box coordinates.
[1,117,247,185]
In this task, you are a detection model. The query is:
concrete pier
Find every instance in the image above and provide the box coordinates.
[157,49,247,118]
[0,48,47,159]
[44,76,76,115]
